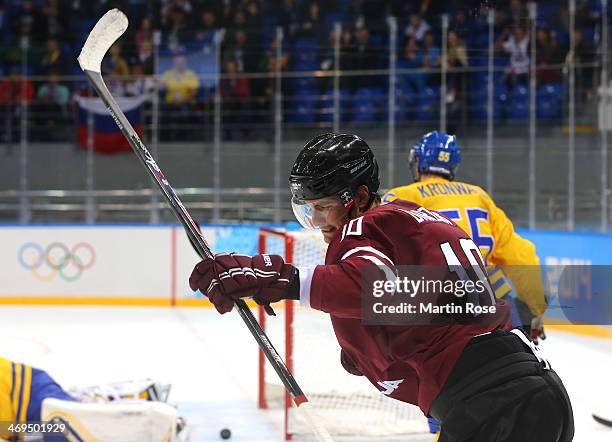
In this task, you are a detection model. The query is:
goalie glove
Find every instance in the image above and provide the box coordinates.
[189,253,299,314]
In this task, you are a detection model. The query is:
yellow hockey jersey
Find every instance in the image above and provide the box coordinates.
[383,176,546,316]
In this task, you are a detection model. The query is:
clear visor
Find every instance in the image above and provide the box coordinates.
[291,195,343,230]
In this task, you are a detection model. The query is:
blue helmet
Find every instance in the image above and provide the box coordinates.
[409,131,461,181]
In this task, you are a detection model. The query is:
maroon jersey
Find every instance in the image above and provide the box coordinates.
[299,200,511,414]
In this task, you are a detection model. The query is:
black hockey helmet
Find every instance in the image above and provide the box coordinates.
[289,133,380,207]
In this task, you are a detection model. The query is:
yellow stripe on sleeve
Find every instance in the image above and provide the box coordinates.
[18,364,32,423]
[11,363,22,419]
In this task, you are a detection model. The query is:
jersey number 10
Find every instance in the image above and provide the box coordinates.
[439,238,496,308]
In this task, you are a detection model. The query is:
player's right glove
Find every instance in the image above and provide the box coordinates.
[188,253,299,314]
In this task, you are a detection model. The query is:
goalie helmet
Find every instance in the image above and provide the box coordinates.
[410,131,461,181]
[289,133,380,207]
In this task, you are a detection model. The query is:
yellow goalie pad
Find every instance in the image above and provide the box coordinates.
[41,398,178,442]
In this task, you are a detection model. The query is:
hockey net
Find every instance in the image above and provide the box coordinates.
[257,228,429,441]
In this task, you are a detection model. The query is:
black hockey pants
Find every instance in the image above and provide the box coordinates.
[429,329,574,442]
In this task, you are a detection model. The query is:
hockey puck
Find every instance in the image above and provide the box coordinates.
[220,428,231,439]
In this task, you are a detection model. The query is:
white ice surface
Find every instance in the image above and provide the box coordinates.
[0,306,610,442]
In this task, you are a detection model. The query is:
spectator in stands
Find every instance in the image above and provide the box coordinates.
[319,27,354,91]
[194,9,218,48]
[569,28,595,99]
[0,65,34,105]
[162,3,192,52]
[244,1,262,31]
[193,0,223,24]
[345,25,381,90]
[496,26,530,90]
[225,29,258,74]
[124,62,155,96]
[161,0,193,23]
[500,0,528,29]
[405,13,430,43]
[42,0,69,42]
[36,69,70,123]
[12,0,47,42]
[0,65,34,143]
[296,0,325,43]
[160,53,200,139]
[279,0,301,39]
[472,2,492,38]
[535,28,565,86]
[450,10,469,40]
[221,59,251,140]
[103,42,130,96]
[232,10,248,34]
[221,59,251,99]
[420,30,441,87]
[398,36,424,92]
[217,0,233,29]
[260,31,289,74]
[160,53,199,106]
[446,30,468,102]
[251,34,288,131]
[134,39,155,75]
[339,28,355,91]
[38,38,67,76]
[135,17,153,52]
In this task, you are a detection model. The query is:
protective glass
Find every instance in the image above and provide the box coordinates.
[291,195,343,230]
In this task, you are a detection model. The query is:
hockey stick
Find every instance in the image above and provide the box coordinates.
[78,9,332,442]
[593,414,612,428]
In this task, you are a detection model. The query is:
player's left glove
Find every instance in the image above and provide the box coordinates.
[189,253,299,314]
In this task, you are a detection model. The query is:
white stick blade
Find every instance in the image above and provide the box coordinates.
[297,402,335,442]
[78,9,128,73]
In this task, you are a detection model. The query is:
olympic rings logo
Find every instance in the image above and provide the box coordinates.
[18,242,96,282]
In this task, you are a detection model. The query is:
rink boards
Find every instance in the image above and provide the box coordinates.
[0,224,610,307]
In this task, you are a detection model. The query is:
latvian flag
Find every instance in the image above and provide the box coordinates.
[74,94,148,154]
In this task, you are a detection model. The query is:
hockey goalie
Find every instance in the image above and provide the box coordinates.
[0,356,186,442]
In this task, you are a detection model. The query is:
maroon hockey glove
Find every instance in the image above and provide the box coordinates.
[189,253,299,314]
[340,349,363,376]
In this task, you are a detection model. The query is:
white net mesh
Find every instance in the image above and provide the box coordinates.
[259,229,430,441]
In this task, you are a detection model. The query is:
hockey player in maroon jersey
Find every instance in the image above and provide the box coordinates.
[189,133,574,441]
